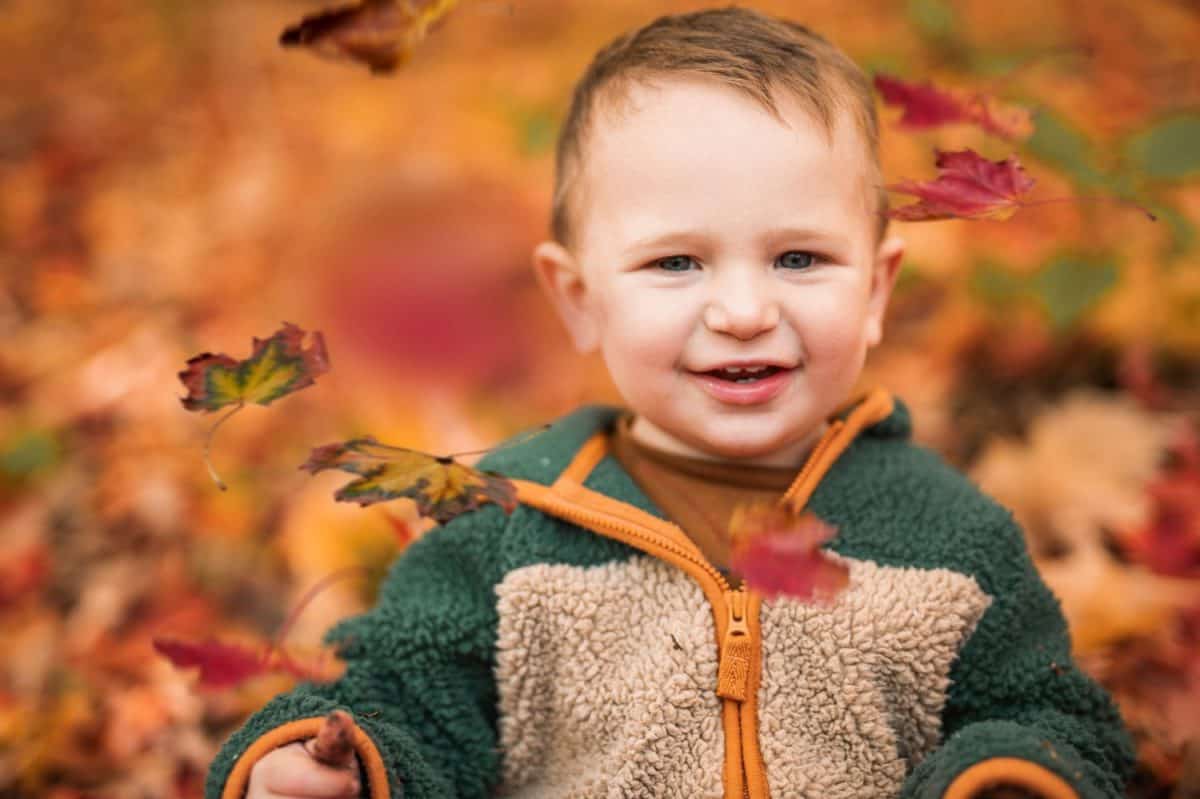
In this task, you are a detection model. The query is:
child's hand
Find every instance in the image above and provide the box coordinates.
[246,711,361,798]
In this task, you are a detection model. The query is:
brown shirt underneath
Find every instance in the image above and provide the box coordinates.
[607,412,818,589]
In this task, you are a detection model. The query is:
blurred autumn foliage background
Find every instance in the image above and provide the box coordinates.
[1,0,1198,796]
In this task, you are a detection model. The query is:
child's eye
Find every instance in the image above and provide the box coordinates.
[653,255,697,272]
[776,250,818,270]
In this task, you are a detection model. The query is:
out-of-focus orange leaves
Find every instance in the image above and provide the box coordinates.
[279,0,460,74]
[874,74,1035,140]
[299,436,518,523]
[970,390,1198,651]
[729,503,849,602]
[1080,605,1200,786]
[887,149,1036,221]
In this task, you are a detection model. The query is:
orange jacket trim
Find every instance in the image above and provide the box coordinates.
[942,756,1081,799]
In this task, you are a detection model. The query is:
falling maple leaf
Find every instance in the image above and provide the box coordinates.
[299,437,518,524]
[888,148,1157,223]
[279,0,460,74]
[887,148,1037,221]
[728,502,850,601]
[178,322,330,490]
[874,73,1035,140]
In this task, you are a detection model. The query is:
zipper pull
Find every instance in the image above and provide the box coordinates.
[716,589,751,702]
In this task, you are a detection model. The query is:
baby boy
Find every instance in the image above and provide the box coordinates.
[207,6,1135,799]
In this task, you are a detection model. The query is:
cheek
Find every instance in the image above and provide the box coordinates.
[599,288,693,364]
[785,286,870,358]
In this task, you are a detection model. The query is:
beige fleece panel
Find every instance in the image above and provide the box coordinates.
[493,557,725,799]
[757,556,992,798]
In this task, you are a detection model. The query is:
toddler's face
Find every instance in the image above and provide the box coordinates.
[534,77,904,467]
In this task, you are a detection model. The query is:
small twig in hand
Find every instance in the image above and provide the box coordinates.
[307,709,356,766]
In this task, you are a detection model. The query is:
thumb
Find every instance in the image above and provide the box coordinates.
[304,709,358,768]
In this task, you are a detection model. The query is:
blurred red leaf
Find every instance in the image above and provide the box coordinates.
[153,569,369,690]
[151,637,267,690]
[887,149,1036,221]
[729,503,849,601]
[1120,426,1200,578]
[874,73,1034,140]
[279,0,460,74]
[381,511,417,548]
[0,544,50,609]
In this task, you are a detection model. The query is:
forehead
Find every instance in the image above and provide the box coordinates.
[574,78,873,255]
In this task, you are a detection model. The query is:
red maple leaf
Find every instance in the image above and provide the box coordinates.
[729,503,849,601]
[887,148,1036,221]
[873,74,1034,140]
[888,148,1156,224]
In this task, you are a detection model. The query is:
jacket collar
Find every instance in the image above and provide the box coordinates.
[479,386,906,519]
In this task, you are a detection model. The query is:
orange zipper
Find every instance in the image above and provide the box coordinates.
[513,479,761,799]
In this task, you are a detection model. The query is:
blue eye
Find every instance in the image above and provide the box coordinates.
[654,255,696,272]
[777,250,816,269]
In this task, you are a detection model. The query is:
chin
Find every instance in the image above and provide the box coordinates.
[693,431,786,461]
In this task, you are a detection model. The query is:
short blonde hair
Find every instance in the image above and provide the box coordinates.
[550,6,888,250]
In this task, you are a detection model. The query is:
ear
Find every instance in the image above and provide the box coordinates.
[531,240,600,354]
[864,234,905,349]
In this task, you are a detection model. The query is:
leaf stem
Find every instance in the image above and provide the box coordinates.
[204,403,245,491]
[442,422,552,461]
[1019,194,1158,221]
[264,565,371,667]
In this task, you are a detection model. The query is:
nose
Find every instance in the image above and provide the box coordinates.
[702,269,780,340]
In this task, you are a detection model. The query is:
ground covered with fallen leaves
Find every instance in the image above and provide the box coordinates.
[1,0,1197,796]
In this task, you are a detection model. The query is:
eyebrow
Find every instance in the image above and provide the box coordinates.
[621,226,849,258]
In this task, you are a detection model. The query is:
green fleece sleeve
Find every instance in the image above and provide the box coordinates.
[204,504,508,799]
[900,512,1136,799]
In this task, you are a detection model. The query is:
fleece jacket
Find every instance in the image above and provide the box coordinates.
[205,386,1135,799]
